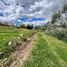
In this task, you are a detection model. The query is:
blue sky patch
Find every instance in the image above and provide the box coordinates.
[0,13,4,16]
[17,16,46,22]
[15,16,46,25]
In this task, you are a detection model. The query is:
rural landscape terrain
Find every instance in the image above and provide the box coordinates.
[0,0,67,67]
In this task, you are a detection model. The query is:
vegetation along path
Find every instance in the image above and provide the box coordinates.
[3,32,67,67]
[23,32,67,67]
[4,34,37,67]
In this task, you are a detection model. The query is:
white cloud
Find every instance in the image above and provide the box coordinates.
[0,0,66,24]
[28,0,65,18]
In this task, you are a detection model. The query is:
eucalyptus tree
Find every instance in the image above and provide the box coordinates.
[51,11,61,24]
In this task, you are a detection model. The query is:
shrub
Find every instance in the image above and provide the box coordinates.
[27,24,33,29]
[46,28,67,42]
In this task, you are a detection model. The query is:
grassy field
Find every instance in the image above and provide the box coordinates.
[0,25,67,67]
[0,25,35,59]
[23,32,67,67]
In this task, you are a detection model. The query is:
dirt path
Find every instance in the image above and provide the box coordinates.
[4,34,36,67]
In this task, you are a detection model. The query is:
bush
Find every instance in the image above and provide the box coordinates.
[46,28,67,42]
[27,24,33,29]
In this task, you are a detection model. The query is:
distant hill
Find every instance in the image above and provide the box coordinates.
[0,23,7,26]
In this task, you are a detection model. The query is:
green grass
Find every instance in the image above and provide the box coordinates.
[0,25,67,67]
[23,32,67,67]
[0,25,36,59]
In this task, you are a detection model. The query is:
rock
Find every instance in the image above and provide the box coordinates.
[4,60,9,65]
[0,52,3,55]
[8,42,12,46]
[20,34,23,37]
[17,37,20,39]
[4,58,8,62]
[27,38,31,42]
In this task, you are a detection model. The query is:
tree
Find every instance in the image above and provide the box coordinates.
[20,24,26,28]
[51,11,61,24]
[62,4,67,28]
[27,24,33,29]
[62,4,67,14]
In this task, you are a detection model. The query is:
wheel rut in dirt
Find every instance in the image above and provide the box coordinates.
[4,34,37,67]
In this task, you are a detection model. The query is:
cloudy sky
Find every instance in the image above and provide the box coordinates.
[0,0,66,24]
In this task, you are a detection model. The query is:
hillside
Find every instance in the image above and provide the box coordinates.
[0,25,67,67]
[0,25,36,66]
